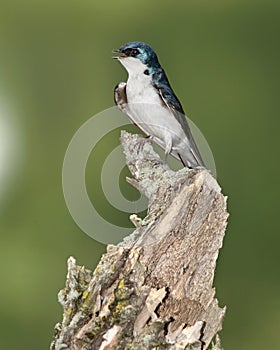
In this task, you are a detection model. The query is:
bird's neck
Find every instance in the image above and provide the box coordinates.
[120,57,161,81]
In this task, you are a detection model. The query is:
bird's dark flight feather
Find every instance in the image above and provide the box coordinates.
[152,68,205,167]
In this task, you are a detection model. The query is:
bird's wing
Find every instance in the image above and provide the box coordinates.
[114,81,205,168]
[155,81,205,167]
[114,82,128,113]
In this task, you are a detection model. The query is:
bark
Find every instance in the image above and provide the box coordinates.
[51,131,228,350]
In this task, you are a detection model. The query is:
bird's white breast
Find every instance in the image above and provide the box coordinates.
[120,57,160,103]
[120,57,186,149]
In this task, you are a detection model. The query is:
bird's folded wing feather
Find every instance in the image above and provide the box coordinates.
[114,80,204,167]
[114,82,128,114]
[155,81,205,167]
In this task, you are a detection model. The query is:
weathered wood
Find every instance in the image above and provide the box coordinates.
[51,131,228,350]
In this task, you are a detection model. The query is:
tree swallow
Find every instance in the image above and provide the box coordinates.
[113,41,205,168]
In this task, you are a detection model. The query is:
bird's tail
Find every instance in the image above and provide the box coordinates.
[177,146,205,169]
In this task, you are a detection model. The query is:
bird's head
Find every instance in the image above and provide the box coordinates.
[113,41,160,75]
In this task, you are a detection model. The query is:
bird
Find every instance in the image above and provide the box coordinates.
[113,41,205,168]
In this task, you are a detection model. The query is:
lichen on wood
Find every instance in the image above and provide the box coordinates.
[51,131,228,350]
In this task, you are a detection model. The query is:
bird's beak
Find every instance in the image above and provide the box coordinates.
[112,49,126,60]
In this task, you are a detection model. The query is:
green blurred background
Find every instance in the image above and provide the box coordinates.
[0,0,279,349]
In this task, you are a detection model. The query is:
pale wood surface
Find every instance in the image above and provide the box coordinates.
[51,131,228,350]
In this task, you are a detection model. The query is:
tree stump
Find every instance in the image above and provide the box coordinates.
[51,131,228,350]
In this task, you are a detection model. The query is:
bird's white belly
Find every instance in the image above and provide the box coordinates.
[126,76,186,150]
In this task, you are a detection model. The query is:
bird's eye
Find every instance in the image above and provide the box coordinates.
[122,48,140,57]
[130,48,139,57]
